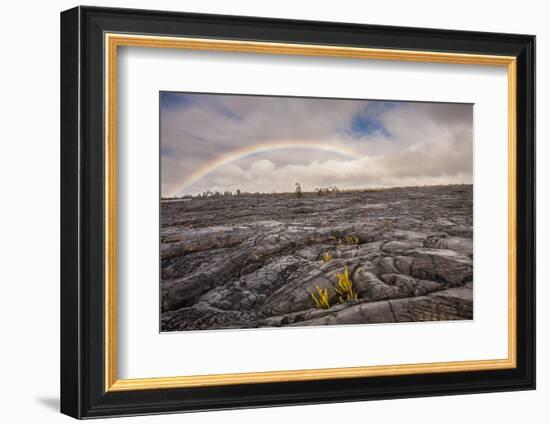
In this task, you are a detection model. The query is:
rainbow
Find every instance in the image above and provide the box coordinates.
[172,141,360,195]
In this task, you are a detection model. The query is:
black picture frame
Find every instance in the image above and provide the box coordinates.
[61,5,535,419]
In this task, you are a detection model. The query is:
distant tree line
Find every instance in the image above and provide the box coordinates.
[314,186,340,196]
[162,182,470,201]
[187,183,343,199]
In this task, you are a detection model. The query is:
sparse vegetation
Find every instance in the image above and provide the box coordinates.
[335,266,358,303]
[330,234,360,245]
[310,285,331,309]
[344,235,360,244]
[295,182,303,197]
[161,183,474,203]
[320,252,333,264]
[162,184,474,329]
[310,265,358,309]
[314,186,340,196]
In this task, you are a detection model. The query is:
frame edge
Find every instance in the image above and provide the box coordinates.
[515,34,536,391]
[60,6,83,420]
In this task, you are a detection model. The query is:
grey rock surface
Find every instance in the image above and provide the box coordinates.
[161,185,473,331]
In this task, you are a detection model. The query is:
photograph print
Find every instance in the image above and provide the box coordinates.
[160,92,473,332]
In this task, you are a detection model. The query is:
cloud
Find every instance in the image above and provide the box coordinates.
[160,92,473,196]
[186,139,472,195]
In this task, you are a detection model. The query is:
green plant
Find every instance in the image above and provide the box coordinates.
[310,285,331,309]
[335,266,358,303]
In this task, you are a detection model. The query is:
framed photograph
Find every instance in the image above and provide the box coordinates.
[60,6,535,419]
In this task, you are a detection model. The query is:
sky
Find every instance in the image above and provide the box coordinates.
[160,92,473,197]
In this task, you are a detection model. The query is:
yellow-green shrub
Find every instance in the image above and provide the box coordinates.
[310,285,331,309]
[320,252,333,264]
[310,265,358,309]
[335,266,358,302]
[344,235,360,244]
[330,234,360,245]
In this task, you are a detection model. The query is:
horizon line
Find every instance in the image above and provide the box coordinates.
[161,182,473,199]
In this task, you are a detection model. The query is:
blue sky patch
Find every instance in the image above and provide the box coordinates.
[346,101,403,139]
[350,114,391,138]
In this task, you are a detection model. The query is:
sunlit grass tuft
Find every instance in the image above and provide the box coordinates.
[310,265,358,309]
[310,285,331,309]
[344,235,360,244]
[335,266,358,303]
[330,234,360,245]
[320,252,333,264]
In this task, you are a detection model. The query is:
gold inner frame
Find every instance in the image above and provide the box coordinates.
[104,33,517,392]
